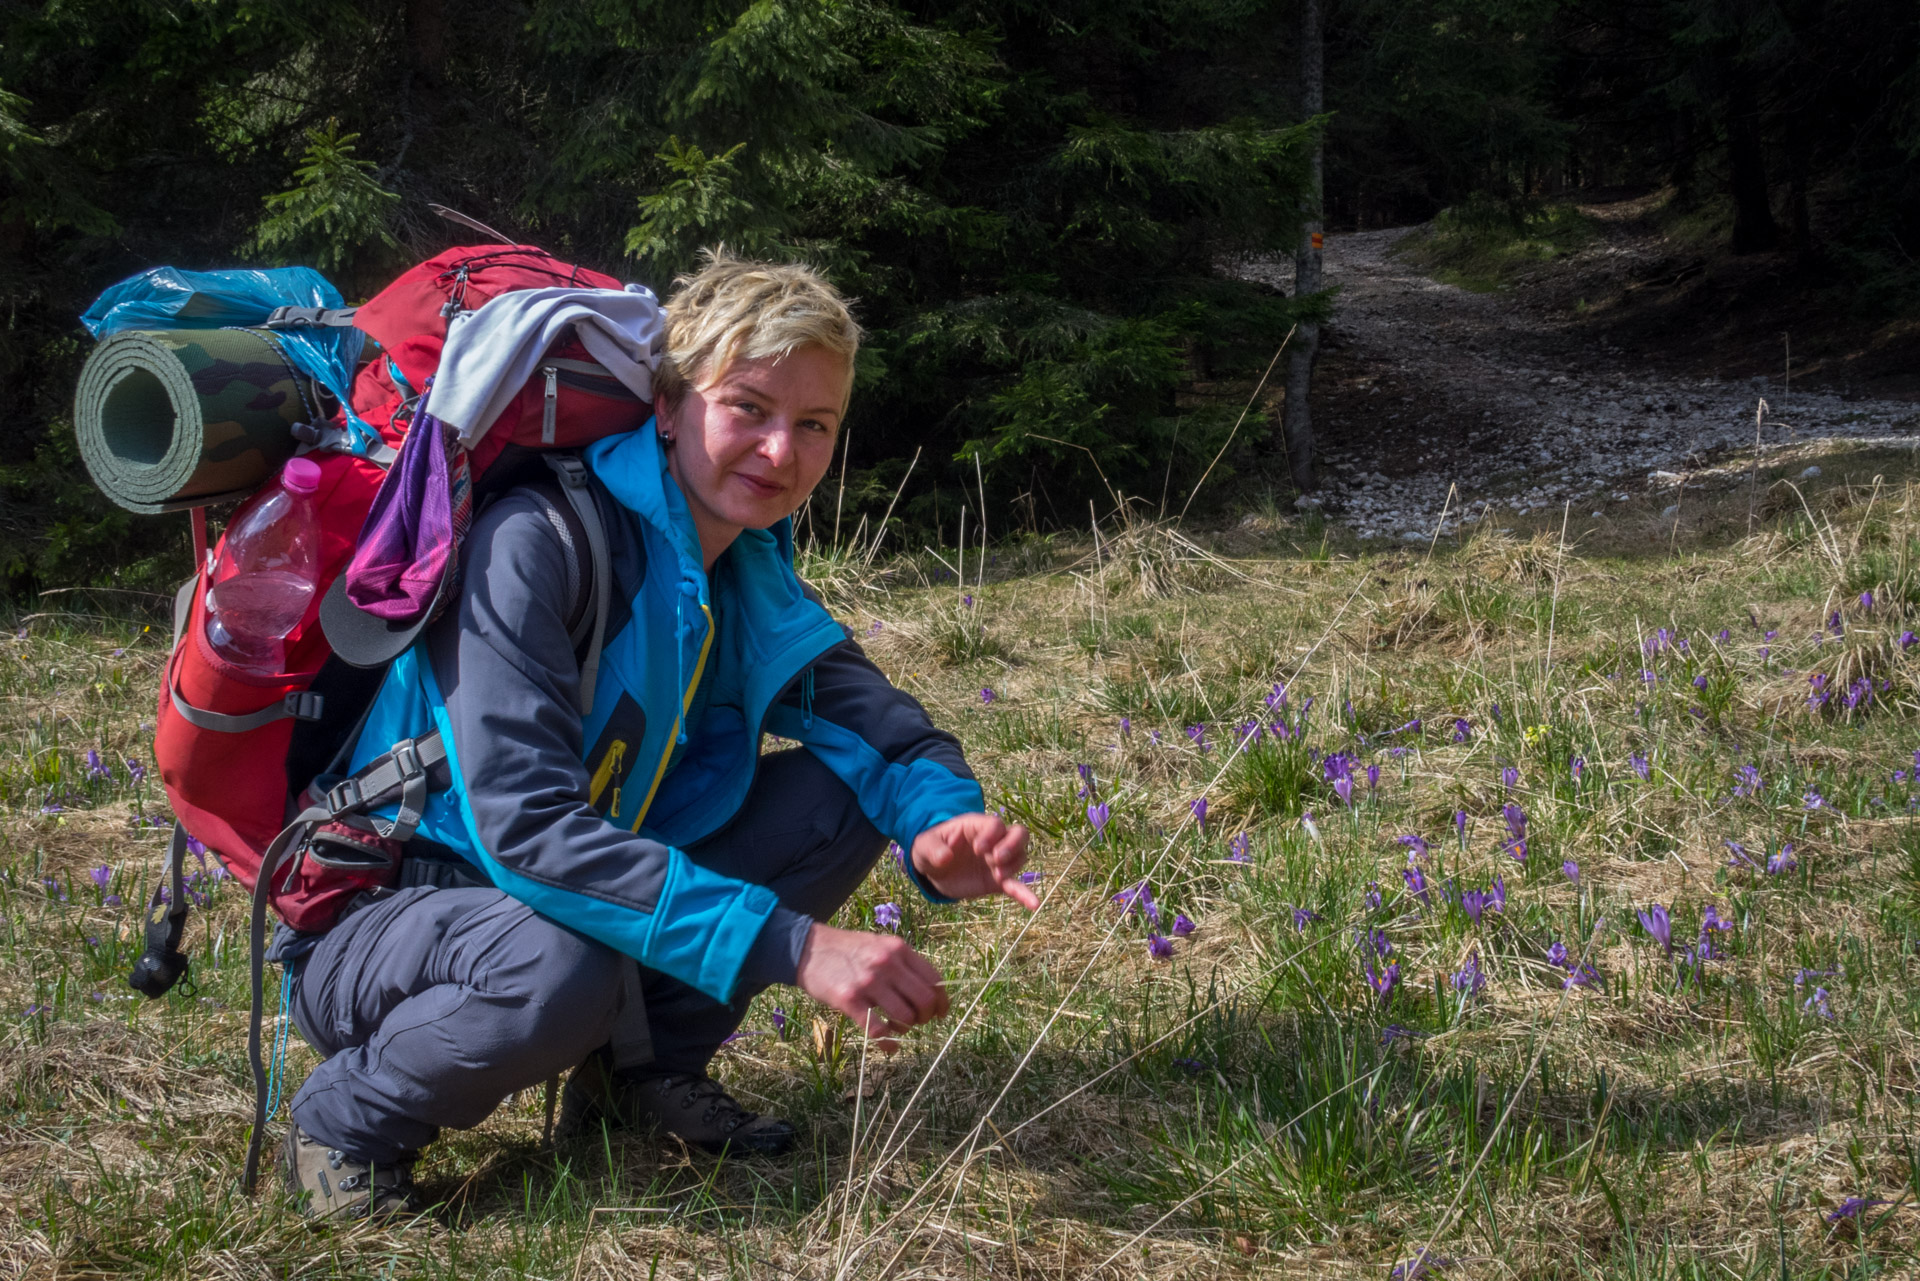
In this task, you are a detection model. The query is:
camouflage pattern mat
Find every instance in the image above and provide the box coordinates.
[75,327,311,513]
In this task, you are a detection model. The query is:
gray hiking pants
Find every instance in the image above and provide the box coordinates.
[286,748,887,1163]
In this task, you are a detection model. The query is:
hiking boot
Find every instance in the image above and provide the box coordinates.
[559,1057,797,1156]
[278,1125,421,1222]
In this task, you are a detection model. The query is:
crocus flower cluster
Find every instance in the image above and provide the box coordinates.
[1228,832,1251,863]
[873,902,902,932]
[1451,953,1486,996]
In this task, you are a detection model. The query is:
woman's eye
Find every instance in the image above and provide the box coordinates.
[801,418,831,434]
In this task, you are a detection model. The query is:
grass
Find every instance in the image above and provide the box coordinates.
[7,459,1920,1277]
[1397,195,1601,294]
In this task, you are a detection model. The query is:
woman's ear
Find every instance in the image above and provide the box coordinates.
[655,390,681,444]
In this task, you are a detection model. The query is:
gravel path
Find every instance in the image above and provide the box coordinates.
[1236,225,1920,542]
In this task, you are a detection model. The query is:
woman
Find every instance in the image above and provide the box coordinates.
[275,253,1035,1220]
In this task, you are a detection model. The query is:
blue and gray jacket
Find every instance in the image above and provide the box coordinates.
[345,424,982,1003]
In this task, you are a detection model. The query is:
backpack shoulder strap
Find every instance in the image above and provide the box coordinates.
[514,454,611,716]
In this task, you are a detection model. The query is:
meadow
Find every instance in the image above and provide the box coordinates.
[3,448,1919,1279]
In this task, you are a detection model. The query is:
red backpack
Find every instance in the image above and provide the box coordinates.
[126,245,651,1188]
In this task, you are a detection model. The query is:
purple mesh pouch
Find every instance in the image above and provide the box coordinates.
[344,404,457,621]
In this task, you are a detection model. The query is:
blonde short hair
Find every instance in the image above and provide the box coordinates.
[654,251,862,410]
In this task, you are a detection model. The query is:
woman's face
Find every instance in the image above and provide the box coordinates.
[662,344,850,568]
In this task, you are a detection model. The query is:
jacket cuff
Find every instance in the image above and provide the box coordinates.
[738,906,813,990]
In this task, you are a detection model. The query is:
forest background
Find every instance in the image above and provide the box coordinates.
[0,0,1915,594]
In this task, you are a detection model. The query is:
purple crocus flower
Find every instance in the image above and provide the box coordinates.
[1454,809,1468,842]
[1403,865,1431,905]
[85,749,110,781]
[1236,718,1263,747]
[1289,905,1319,931]
[1902,631,1918,651]
[1113,880,1161,926]
[1501,803,1528,862]
[868,620,883,635]
[1147,933,1174,960]
[88,865,111,892]
[1172,912,1196,937]
[873,901,901,932]
[1804,986,1833,1018]
[1565,964,1600,989]
[1732,765,1762,798]
[1827,1197,1888,1224]
[1460,889,1490,925]
[1364,882,1382,910]
[1561,859,1579,883]
[1366,960,1401,1003]
[1189,796,1208,829]
[1451,954,1486,995]
[1450,718,1472,743]
[1332,775,1354,807]
[1362,927,1392,957]
[1716,628,1731,641]
[1638,903,1674,955]
[1149,729,1163,746]
[773,1006,790,1037]
[1075,762,1094,798]
[979,687,996,705]
[1399,833,1429,860]
[1698,905,1732,959]
[1547,941,1569,968]
[1570,756,1585,783]
[1501,766,1519,789]
[1228,832,1251,863]
[126,759,146,784]
[1767,843,1798,874]
[1186,724,1209,752]
[1366,763,1380,791]
[1119,717,1131,737]
[1803,785,1826,811]
[1490,875,1507,913]
[1265,682,1288,710]
[1087,802,1111,837]
[1629,752,1650,780]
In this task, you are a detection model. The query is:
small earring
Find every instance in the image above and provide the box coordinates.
[660,431,675,443]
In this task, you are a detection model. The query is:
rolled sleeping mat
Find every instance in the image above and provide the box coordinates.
[74,328,316,513]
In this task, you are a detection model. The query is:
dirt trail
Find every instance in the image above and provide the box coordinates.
[1236,216,1920,541]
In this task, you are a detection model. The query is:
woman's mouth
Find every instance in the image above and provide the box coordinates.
[735,472,784,499]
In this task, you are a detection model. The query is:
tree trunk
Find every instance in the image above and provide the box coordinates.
[1281,0,1323,492]
[1727,74,1777,254]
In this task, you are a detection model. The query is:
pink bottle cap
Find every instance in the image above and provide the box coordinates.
[282,456,323,494]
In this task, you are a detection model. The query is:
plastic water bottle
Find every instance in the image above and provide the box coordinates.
[204,457,323,674]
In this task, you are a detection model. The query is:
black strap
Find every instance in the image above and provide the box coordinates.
[263,305,359,329]
[545,455,612,714]
[240,729,452,1193]
[127,822,193,999]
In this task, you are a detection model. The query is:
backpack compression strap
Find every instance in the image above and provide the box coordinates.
[240,730,450,1193]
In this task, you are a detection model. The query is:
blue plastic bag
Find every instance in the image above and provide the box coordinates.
[81,266,380,456]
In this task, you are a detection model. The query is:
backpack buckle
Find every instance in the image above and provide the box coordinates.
[323,777,364,817]
[390,739,424,783]
[283,691,326,721]
[548,454,587,489]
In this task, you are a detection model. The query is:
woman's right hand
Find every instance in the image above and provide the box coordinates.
[794,921,949,1051]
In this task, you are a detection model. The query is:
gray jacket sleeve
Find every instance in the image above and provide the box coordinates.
[426,492,810,990]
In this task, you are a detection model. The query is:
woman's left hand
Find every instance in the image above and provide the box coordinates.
[911,813,1038,910]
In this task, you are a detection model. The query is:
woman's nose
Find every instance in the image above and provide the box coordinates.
[758,424,794,467]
